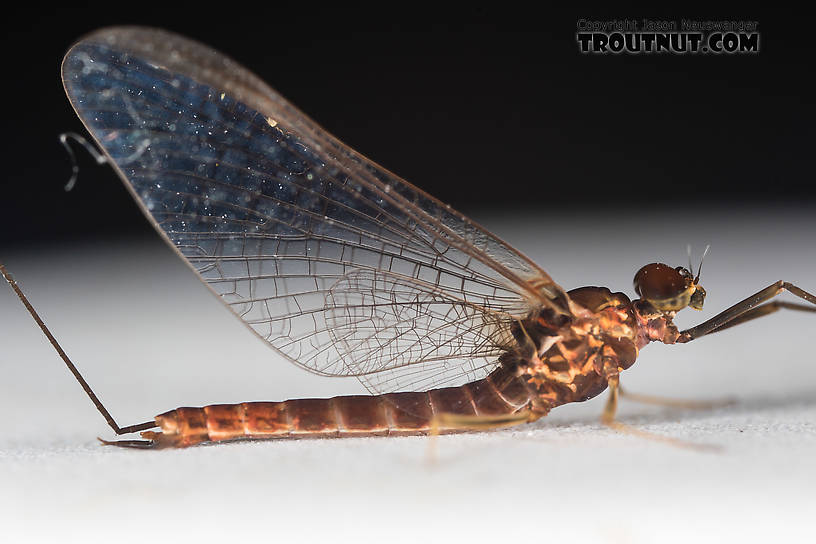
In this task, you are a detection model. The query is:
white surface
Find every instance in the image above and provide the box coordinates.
[1,206,815,543]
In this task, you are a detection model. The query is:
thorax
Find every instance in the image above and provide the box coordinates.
[511,286,676,410]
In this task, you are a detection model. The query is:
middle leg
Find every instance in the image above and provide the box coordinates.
[601,376,718,450]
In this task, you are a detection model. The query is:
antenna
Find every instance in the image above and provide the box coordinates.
[695,244,711,283]
[686,244,693,273]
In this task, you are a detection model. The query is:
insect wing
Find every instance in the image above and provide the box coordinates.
[61,27,567,393]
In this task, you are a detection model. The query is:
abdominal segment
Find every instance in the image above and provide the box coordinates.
[142,371,537,448]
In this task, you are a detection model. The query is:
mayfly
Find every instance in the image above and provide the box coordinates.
[4,27,815,449]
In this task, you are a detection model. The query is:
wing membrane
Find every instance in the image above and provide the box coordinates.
[324,269,517,392]
[61,27,567,392]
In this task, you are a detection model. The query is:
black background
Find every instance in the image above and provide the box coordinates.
[1,6,812,249]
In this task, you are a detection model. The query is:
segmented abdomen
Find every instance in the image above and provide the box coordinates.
[144,367,536,448]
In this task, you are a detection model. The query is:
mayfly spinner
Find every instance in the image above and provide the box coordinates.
[3,27,814,448]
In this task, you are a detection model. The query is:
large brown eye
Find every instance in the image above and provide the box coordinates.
[633,263,691,300]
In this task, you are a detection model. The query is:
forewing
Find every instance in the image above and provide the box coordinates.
[61,27,566,392]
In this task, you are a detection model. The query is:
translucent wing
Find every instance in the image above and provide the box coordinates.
[61,27,569,393]
[324,269,519,393]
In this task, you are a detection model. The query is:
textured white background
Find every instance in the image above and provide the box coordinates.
[1,207,814,543]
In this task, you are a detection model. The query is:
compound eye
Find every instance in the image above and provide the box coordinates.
[633,263,690,301]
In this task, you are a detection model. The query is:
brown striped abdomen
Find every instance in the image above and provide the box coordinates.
[142,368,538,448]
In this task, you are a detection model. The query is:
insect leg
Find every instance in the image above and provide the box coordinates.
[601,376,718,451]
[430,410,540,433]
[600,375,620,426]
[1,264,157,437]
[426,410,540,464]
[691,300,816,337]
[679,281,816,342]
[618,385,735,410]
[58,132,108,191]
